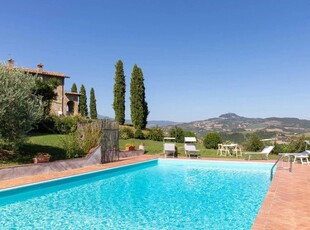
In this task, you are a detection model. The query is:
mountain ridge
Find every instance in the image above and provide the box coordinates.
[164,113,310,140]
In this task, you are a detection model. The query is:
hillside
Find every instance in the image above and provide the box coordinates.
[166,113,310,140]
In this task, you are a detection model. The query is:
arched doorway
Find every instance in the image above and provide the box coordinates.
[66,101,74,115]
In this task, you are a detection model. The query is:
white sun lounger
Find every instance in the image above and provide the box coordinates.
[163,137,176,158]
[244,146,274,160]
[293,150,310,165]
[184,137,200,158]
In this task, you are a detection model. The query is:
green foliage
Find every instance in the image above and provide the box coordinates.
[119,127,134,139]
[273,142,291,154]
[134,129,144,139]
[71,83,77,92]
[0,65,42,149]
[148,126,164,141]
[32,78,59,119]
[78,84,88,117]
[53,116,81,134]
[220,132,245,144]
[243,134,264,151]
[113,60,126,125]
[62,122,102,158]
[289,135,308,153]
[77,122,102,155]
[169,126,185,143]
[61,132,83,158]
[142,130,150,139]
[130,64,149,129]
[203,132,222,149]
[89,88,97,119]
[183,131,196,138]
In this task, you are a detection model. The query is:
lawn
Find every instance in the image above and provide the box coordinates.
[0,133,280,167]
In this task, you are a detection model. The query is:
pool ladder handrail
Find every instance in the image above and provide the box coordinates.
[270,154,293,181]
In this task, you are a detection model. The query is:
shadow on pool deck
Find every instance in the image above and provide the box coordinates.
[0,156,309,229]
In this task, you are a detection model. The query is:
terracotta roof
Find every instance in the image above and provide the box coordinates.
[20,67,69,78]
[65,92,82,96]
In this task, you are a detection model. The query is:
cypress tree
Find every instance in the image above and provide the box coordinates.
[89,87,97,119]
[78,84,88,117]
[71,83,77,92]
[130,64,149,129]
[113,60,126,125]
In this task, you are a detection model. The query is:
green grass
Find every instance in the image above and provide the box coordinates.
[119,139,279,159]
[1,134,279,167]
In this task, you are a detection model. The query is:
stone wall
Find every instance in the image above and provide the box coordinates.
[119,150,144,158]
[0,146,101,181]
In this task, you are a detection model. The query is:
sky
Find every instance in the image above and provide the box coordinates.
[1,0,309,122]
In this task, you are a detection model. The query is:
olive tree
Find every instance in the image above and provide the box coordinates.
[0,65,42,149]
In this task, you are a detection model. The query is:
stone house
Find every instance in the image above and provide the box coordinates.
[6,59,80,116]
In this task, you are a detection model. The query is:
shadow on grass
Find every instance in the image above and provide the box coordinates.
[18,143,66,163]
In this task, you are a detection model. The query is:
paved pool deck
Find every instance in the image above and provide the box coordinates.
[0,156,309,229]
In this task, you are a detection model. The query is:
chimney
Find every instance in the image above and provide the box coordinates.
[37,63,43,73]
[7,59,14,68]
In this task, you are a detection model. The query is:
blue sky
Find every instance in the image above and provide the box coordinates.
[1,0,309,122]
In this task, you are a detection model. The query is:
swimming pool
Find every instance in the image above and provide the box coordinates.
[0,159,273,229]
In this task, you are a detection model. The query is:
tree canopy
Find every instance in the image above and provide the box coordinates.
[90,87,97,119]
[79,84,88,117]
[130,64,149,129]
[0,65,42,148]
[113,60,126,125]
[71,83,77,92]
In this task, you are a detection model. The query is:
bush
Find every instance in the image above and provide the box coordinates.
[169,126,184,143]
[62,122,102,158]
[243,134,263,151]
[77,122,102,155]
[61,133,83,158]
[273,142,291,154]
[148,126,164,141]
[142,130,150,140]
[119,126,134,139]
[203,132,222,149]
[289,135,308,153]
[134,129,144,139]
[183,131,196,138]
[53,116,81,134]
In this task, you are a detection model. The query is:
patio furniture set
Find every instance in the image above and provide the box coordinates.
[163,138,310,165]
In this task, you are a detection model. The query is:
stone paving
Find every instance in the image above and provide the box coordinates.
[0,155,309,229]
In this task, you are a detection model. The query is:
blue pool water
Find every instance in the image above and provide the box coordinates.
[0,159,273,229]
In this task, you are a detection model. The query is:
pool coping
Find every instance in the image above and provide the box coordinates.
[0,155,309,229]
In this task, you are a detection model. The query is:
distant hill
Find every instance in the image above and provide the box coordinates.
[147,120,180,127]
[97,115,179,127]
[98,113,310,140]
[165,113,310,140]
